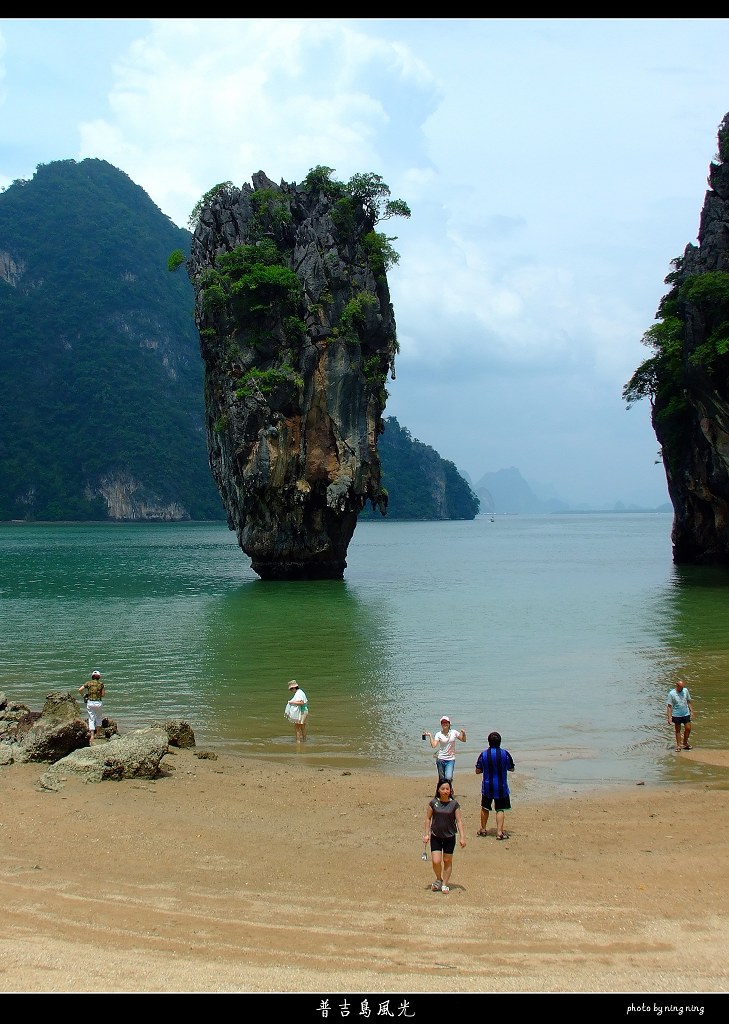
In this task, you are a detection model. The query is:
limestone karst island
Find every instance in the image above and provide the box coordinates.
[185,167,409,580]
[625,111,729,566]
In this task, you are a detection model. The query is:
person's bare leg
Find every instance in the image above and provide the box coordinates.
[683,722,692,748]
[431,850,443,887]
[674,722,682,750]
[496,810,506,837]
[479,808,489,834]
[441,854,453,888]
[295,723,303,743]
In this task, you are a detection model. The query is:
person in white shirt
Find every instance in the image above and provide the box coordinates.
[285,679,309,743]
[424,715,466,793]
[667,679,693,751]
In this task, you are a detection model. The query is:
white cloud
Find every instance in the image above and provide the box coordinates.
[3,17,729,506]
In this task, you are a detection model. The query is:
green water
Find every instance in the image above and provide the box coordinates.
[1,514,728,793]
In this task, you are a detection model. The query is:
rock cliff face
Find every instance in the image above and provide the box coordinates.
[83,472,189,521]
[625,114,729,564]
[187,171,399,579]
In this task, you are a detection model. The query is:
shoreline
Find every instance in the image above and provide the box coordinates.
[1,746,728,994]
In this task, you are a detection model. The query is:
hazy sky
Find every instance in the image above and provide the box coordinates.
[2,18,728,508]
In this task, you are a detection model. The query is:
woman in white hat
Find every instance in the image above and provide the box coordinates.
[78,669,105,742]
[284,680,309,743]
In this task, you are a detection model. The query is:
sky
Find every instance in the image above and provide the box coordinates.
[2,18,729,509]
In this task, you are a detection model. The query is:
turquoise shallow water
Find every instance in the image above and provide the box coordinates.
[1,514,728,794]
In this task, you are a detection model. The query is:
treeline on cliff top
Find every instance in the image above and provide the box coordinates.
[0,158,478,523]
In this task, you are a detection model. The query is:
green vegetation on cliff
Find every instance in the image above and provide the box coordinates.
[0,158,222,521]
[624,115,729,464]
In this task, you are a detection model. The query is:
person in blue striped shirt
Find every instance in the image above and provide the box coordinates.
[475,731,515,840]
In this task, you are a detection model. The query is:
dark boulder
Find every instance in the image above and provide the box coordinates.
[151,718,196,748]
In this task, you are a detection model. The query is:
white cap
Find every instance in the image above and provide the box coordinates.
[91,670,101,678]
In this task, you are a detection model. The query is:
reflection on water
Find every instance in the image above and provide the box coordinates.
[200,579,398,767]
[1,516,728,793]
[655,563,729,787]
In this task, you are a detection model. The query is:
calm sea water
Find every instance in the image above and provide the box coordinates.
[1,514,728,795]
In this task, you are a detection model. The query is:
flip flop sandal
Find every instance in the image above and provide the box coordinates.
[476,829,489,837]
[683,745,692,750]
[431,880,442,891]
[496,833,509,840]
[440,884,450,893]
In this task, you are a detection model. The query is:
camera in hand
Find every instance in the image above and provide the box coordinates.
[422,733,427,740]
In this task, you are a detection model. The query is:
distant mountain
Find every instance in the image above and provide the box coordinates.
[474,467,569,514]
[0,158,477,524]
[360,417,480,520]
[0,158,222,521]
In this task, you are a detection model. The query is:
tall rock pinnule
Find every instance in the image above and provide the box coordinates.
[187,171,399,579]
[624,113,729,564]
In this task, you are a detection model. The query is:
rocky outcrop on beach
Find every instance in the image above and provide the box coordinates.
[0,691,89,762]
[0,692,195,781]
[39,728,171,789]
[187,169,401,579]
[625,113,729,563]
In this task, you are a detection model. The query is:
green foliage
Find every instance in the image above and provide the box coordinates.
[623,317,683,408]
[231,262,300,313]
[300,165,346,200]
[217,237,281,274]
[346,172,411,223]
[201,240,302,326]
[362,354,386,383]
[331,197,357,235]
[251,187,292,229]
[382,198,412,220]
[235,366,303,398]
[336,292,378,344]
[283,316,307,340]
[167,248,185,272]
[680,272,729,371]
[689,329,729,370]
[201,282,227,312]
[188,181,236,230]
[363,231,400,276]
[681,270,729,308]
[300,166,410,271]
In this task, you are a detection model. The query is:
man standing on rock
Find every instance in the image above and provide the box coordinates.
[79,669,105,742]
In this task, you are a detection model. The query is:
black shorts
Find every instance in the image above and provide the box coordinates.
[672,716,690,725]
[430,835,456,854]
[481,795,511,811]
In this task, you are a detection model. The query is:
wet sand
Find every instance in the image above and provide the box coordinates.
[1,744,728,996]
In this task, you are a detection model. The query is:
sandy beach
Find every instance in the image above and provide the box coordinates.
[1,742,728,1000]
